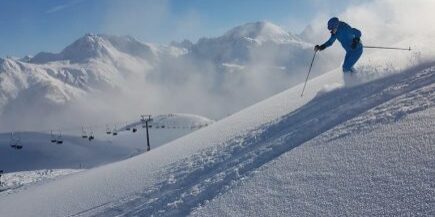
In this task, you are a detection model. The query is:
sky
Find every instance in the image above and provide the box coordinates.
[0,0,367,58]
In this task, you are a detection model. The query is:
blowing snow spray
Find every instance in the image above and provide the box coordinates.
[300,45,412,97]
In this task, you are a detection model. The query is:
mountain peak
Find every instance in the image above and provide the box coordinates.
[223,21,299,43]
[30,33,157,64]
[59,33,110,62]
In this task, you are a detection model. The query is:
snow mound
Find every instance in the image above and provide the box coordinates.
[120,113,214,131]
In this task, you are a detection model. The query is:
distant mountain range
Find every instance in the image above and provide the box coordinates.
[0,21,338,131]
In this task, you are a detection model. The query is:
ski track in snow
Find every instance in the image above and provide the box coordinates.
[78,65,435,216]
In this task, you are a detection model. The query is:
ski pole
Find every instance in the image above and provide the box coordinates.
[301,50,317,97]
[363,45,411,51]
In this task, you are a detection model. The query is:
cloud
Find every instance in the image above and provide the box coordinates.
[46,0,85,14]
[306,0,435,46]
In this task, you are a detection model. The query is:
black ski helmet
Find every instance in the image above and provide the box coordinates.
[328,17,340,30]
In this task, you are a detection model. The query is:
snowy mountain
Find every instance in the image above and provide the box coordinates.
[0,37,433,216]
[188,21,328,69]
[0,34,178,131]
[0,21,338,131]
[30,34,157,64]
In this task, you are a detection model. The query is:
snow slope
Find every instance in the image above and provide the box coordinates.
[0,44,433,217]
[0,169,83,195]
[192,78,435,216]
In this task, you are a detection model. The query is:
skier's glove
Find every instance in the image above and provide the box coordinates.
[351,38,360,49]
[314,44,326,51]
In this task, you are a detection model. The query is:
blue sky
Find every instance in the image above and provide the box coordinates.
[0,0,365,57]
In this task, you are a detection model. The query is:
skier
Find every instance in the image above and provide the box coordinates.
[314,17,363,85]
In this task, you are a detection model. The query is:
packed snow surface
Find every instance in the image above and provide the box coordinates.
[0,55,433,216]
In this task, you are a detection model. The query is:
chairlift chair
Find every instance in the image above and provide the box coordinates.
[88,131,95,141]
[10,141,23,150]
[112,125,118,136]
[50,131,57,143]
[81,127,88,139]
[10,133,23,150]
[56,132,63,144]
[106,125,112,135]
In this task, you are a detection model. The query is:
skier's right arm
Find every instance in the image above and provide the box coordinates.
[315,34,336,51]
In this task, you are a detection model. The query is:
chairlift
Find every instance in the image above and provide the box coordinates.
[50,130,57,143]
[56,131,63,144]
[140,115,153,129]
[88,130,95,141]
[112,126,118,136]
[140,117,146,128]
[10,133,23,150]
[105,125,112,135]
[81,127,88,139]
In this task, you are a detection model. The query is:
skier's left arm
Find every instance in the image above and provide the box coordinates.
[315,34,336,51]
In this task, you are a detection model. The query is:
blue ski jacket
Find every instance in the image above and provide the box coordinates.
[321,21,362,52]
